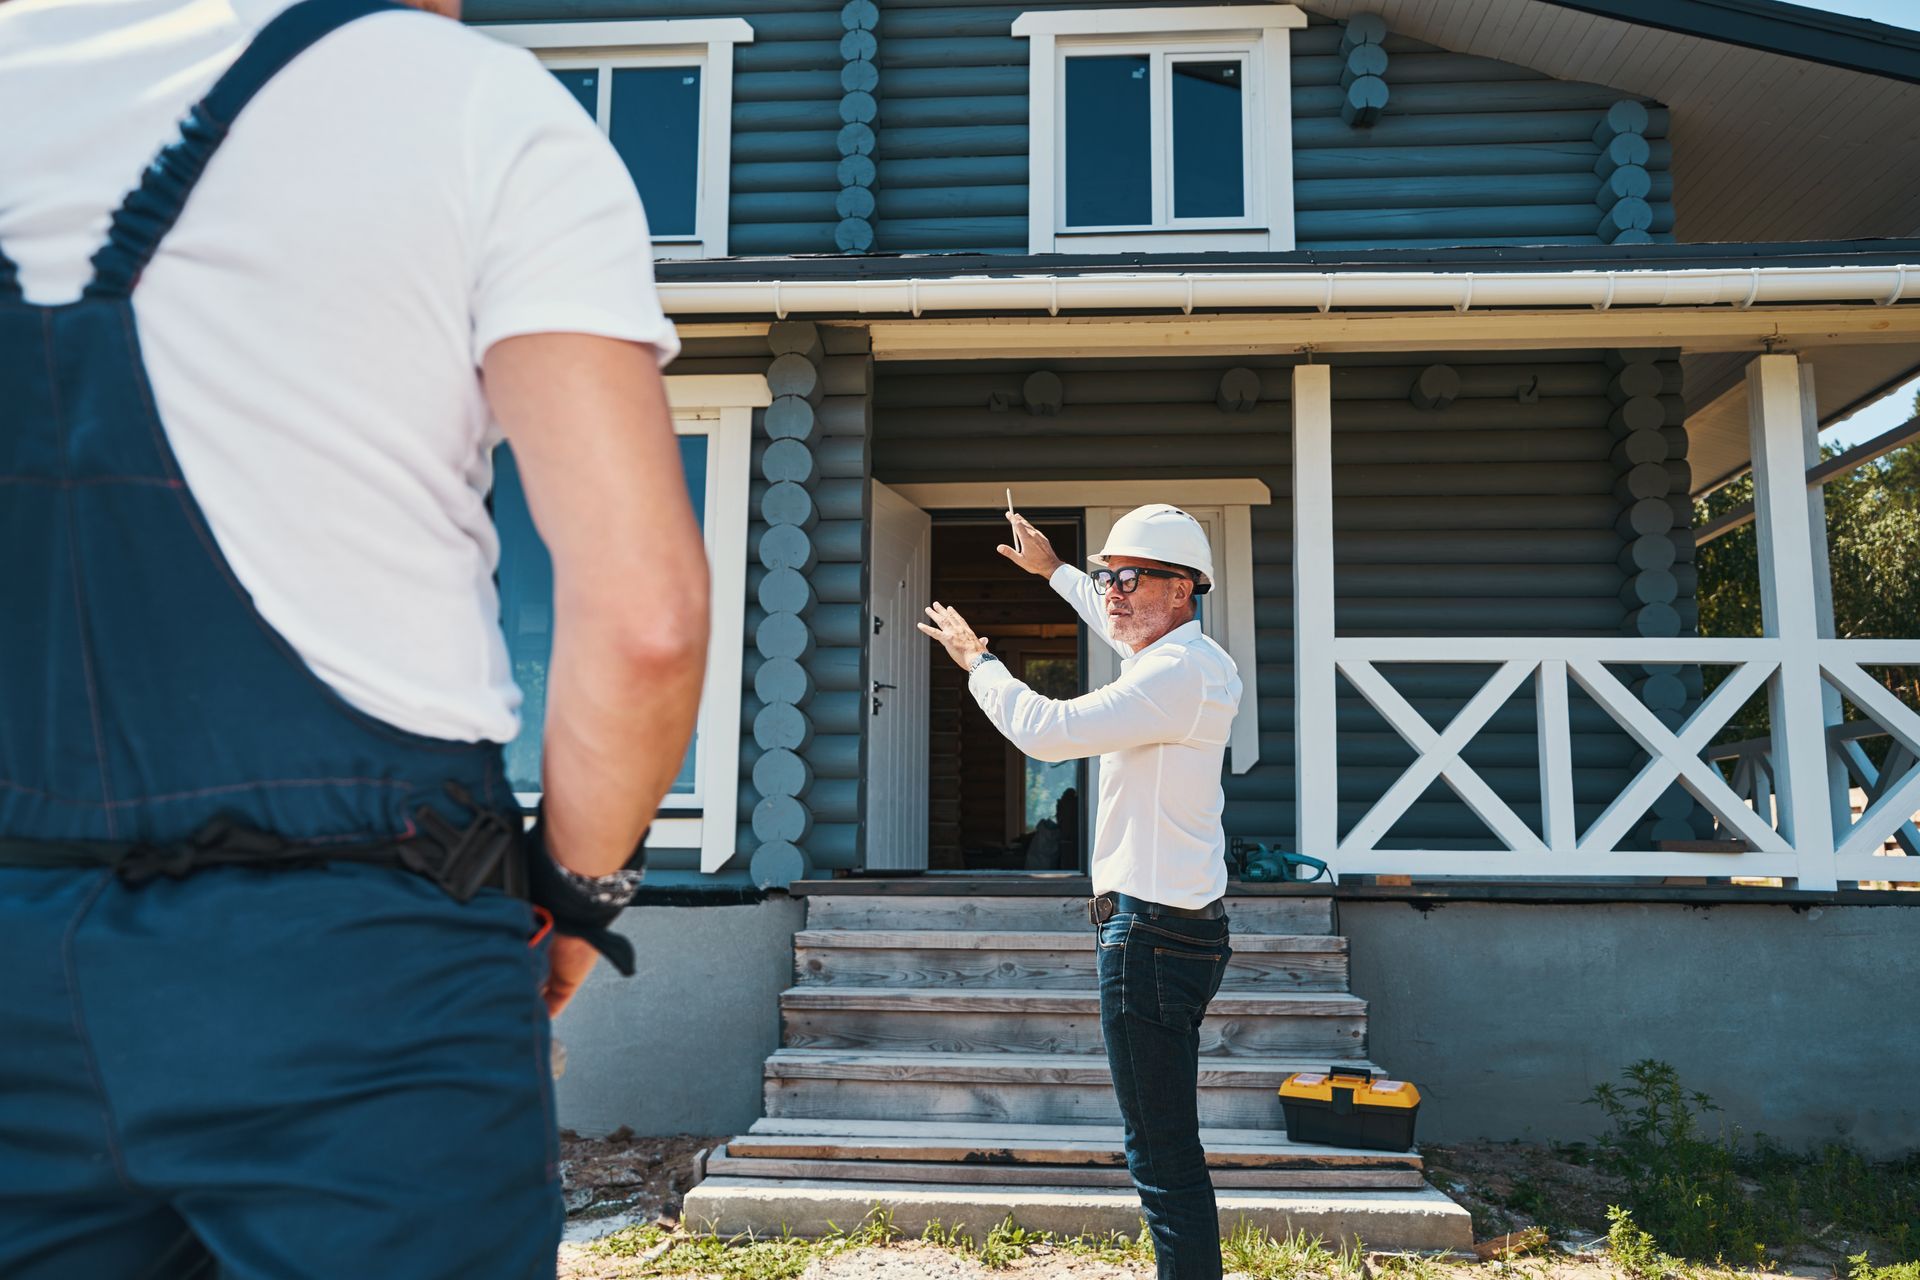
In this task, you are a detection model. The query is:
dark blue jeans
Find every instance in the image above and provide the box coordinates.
[0,862,563,1279]
[1097,908,1232,1280]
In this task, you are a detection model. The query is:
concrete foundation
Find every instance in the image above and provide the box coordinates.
[681,1179,1474,1251]
[1339,899,1920,1157]
[553,894,804,1138]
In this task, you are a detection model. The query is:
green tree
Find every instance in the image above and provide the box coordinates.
[1694,442,1920,744]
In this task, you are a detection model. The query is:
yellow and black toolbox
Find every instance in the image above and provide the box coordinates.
[1277,1066,1421,1151]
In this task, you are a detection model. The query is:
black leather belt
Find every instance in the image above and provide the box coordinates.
[1089,890,1226,926]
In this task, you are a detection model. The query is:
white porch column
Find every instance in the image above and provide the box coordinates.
[1292,364,1338,866]
[1746,354,1838,889]
[1798,369,1854,840]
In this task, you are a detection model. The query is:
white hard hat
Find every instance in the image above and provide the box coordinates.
[1090,504,1214,595]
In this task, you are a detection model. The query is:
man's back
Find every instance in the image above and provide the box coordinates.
[0,0,677,741]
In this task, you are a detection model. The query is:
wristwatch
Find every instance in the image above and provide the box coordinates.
[554,861,645,909]
[967,650,1000,673]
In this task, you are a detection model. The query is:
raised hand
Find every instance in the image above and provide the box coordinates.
[916,601,991,671]
[998,512,1064,578]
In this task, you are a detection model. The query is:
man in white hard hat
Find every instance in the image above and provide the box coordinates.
[918,503,1242,1280]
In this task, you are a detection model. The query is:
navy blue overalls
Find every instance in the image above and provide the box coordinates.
[0,4,563,1275]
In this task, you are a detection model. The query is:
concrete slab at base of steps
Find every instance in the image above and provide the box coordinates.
[681,1178,1474,1253]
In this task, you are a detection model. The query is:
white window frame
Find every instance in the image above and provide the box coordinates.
[1013,6,1303,255]
[481,20,753,260]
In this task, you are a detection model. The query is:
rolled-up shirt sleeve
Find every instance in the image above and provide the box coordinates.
[968,650,1204,762]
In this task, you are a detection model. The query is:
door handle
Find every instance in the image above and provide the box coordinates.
[870,681,896,717]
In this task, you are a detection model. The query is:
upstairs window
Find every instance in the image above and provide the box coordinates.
[482,19,752,259]
[1015,6,1304,254]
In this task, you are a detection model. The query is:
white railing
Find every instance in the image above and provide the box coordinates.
[1321,637,1920,884]
[1289,356,1920,890]
[1712,723,1920,859]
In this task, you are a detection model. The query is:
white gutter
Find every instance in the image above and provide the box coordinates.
[659,263,1920,318]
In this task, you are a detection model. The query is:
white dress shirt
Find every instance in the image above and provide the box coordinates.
[967,564,1242,909]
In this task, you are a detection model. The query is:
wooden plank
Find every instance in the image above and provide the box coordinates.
[730,1131,1419,1171]
[794,943,1350,992]
[780,1009,1365,1059]
[746,1118,1391,1154]
[803,895,1335,934]
[764,1077,1365,1130]
[706,1153,1425,1190]
[779,989,1365,1016]
[764,1050,1377,1086]
[793,930,1348,952]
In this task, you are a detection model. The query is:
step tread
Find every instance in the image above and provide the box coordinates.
[706,1147,1424,1189]
[780,987,1366,1015]
[736,1120,1421,1167]
[765,1049,1383,1086]
[795,930,1348,952]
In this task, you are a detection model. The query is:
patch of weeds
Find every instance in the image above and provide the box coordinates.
[1850,1250,1920,1280]
[1587,1060,1920,1265]
[918,1214,1155,1270]
[1608,1205,1686,1280]
[587,1206,899,1279]
[1748,1137,1920,1262]
[979,1216,1048,1269]
[1219,1219,1367,1280]
[1586,1060,1785,1264]
[1369,1250,1455,1280]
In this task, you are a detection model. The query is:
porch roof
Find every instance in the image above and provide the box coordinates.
[659,242,1920,495]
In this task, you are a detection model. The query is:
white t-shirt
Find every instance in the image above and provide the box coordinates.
[0,0,682,744]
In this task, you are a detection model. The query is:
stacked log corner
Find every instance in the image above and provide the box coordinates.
[1339,14,1390,128]
[1593,101,1664,245]
[1608,349,1707,843]
[836,0,880,253]
[749,323,874,888]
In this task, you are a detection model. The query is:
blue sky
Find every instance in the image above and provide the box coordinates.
[1786,1,1919,449]
[1800,0,1920,29]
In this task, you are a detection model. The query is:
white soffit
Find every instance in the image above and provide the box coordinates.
[1294,0,1920,242]
[1685,345,1920,495]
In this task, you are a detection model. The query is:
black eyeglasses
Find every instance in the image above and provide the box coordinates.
[1091,566,1190,595]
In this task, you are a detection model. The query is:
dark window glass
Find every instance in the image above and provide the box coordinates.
[1172,60,1244,219]
[1064,55,1151,228]
[609,65,702,238]
[549,67,599,118]
[495,436,708,795]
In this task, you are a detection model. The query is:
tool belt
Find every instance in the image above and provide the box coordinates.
[0,784,638,976]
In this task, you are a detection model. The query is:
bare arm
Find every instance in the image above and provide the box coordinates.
[483,333,709,879]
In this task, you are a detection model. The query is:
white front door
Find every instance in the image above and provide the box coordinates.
[865,482,932,871]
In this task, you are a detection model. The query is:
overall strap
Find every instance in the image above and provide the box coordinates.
[84,0,397,300]
[0,244,19,302]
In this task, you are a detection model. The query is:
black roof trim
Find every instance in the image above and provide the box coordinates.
[657,239,1920,284]
[1542,0,1920,86]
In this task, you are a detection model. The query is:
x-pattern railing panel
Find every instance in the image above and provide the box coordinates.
[1820,646,1920,861]
[1569,657,1788,855]
[1335,658,1542,855]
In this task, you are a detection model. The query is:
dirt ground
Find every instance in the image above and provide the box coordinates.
[558,1129,718,1237]
[554,1131,1875,1280]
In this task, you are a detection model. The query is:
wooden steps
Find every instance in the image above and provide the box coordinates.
[764,1049,1381,1128]
[780,986,1367,1057]
[690,891,1469,1243]
[794,929,1352,991]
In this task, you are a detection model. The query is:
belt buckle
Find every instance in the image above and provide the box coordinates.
[1089,893,1117,927]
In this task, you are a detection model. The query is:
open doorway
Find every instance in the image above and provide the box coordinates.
[927,514,1088,872]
